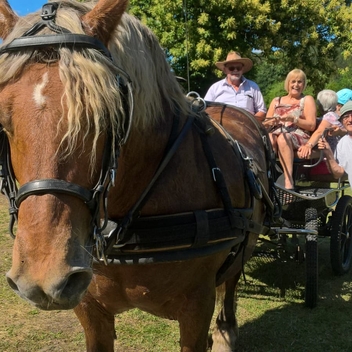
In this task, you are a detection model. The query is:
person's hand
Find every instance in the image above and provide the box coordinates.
[326,126,339,137]
[280,115,296,124]
[284,115,294,123]
[263,117,280,129]
[297,144,312,159]
[317,136,331,151]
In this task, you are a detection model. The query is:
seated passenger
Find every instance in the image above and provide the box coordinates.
[204,51,267,121]
[298,89,346,159]
[263,69,316,190]
[318,100,352,186]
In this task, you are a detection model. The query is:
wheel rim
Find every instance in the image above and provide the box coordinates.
[340,204,352,271]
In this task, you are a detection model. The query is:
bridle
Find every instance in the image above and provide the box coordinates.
[0,2,134,262]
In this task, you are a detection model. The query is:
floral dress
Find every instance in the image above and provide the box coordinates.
[271,96,311,149]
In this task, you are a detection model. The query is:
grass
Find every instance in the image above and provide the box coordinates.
[1,193,352,351]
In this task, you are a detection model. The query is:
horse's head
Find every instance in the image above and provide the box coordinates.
[0,0,131,310]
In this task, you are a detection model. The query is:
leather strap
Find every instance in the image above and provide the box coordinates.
[16,179,94,208]
[0,34,112,59]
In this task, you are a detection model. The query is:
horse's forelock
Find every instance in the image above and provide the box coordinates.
[107,13,192,127]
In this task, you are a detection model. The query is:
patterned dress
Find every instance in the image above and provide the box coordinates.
[322,111,344,153]
[271,96,311,149]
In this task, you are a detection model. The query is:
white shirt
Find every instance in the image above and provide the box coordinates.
[335,134,352,186]
[204,77,267,115]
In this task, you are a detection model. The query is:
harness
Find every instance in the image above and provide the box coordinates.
[0,3,278,276]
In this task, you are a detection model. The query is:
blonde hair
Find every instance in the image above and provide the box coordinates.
[284,69,307,92]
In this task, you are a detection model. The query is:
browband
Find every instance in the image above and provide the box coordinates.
[0,33,112,59]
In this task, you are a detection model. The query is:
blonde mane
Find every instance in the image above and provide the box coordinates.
[0,0,191,161]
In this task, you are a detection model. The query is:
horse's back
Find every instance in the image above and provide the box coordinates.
[206,103,268,182]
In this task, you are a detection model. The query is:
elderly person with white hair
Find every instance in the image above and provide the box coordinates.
[318,100,352,186]
[298,89,346,159]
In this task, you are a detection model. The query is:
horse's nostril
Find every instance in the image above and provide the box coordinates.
[6,275,19,292]
[60,270,93,298]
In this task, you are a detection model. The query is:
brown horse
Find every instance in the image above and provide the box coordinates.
[0,1,275,351]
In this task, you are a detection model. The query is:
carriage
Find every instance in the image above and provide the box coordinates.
[198,97,352,309]
[263,152,352,308]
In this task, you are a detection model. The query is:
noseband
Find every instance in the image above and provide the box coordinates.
[0,2,133,260]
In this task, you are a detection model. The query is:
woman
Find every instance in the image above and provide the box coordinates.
[298,89,346,159]
[263,69,316,190]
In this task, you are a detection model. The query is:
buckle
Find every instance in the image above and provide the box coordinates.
[41,2,59,21]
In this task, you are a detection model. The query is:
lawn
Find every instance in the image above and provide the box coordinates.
[0,194,352,351]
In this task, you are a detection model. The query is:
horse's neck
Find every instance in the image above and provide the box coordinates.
[108,118,173,217]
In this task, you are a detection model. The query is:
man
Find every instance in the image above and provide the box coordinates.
[318,100,352,186]
[204,51,266,121]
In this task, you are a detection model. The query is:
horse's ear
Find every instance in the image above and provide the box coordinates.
[0,0,19,39]
[81,0,129,45]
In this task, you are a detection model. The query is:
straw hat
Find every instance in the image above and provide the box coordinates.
[215,51,253,73]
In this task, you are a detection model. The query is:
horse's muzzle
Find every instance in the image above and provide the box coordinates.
[6,267,93,310]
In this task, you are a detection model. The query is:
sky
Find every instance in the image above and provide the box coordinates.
[8,0,44,16]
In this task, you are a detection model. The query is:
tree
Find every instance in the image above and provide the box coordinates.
[129,0,352,95]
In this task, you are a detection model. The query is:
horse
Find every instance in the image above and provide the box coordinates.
[0,1,276,351]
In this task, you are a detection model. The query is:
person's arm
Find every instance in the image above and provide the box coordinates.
[262,98,278,128]
[252,88,267,121]
[297,120,330,159]
[266,98,276,117]
[317,137,345,179]
[254,110,266,121]
[298,95,317,131]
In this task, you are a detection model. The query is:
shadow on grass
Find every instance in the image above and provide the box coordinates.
[234,235,352,352]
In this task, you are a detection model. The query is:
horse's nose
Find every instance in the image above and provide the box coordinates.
[6,267,93,310]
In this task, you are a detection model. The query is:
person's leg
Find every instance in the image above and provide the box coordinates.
[269,133,278,154]
[277,132,295,189]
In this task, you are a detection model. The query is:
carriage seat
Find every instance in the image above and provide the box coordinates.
[276,149,338,184]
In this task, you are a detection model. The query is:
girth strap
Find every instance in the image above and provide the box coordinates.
[105,208,250,251]
[193,210,210,247]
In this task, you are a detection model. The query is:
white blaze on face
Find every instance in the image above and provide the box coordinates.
[33,72,49,108]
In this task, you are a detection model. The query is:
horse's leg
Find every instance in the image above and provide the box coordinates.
[211,272,241,352]
[74,291,116,352]
[178,287,216,352]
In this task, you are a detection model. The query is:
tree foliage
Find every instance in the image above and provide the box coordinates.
[129,0,352,95]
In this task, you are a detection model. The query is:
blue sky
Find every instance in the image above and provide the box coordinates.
[9,0,44,16]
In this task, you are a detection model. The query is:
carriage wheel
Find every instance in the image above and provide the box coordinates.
[305,207,318,308]
[330,195,352,275]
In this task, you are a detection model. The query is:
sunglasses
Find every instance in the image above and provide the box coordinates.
[226,65,243,72]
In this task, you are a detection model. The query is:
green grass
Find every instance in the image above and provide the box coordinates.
[1,194,352,351]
